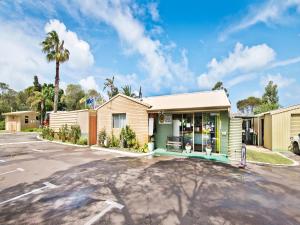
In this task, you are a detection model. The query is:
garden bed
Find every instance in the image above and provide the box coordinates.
[91,145,153,157]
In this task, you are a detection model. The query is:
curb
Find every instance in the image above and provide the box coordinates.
[36,135,89,148]
[230,154,299,167]
[91,146,154,157]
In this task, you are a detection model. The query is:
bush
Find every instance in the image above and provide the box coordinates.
[21,127,42,132]
[77,137,88,145]
[0,120,5,130]
[98,128,107,147]
[110,133,120,147]
[120,125,137,148]
[69,125,81,144]
[139,143,148,153]
[41,127,54,140]
[58,124,69,142]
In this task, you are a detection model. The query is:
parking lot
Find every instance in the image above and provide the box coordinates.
[0,133,300,224]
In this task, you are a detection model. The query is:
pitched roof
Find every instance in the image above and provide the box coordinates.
[96,93,151,110]
[256,104,300,117]
[143,90,231,111]
[2,111,38,116]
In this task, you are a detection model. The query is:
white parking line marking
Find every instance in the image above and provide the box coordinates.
[0,168,24,176]
[0,140,47,146]
[31,149,44,152]
[0,182,58,205]
[84,200,124,225]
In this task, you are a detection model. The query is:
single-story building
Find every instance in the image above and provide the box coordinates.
[49,109,97,145]
[97,90,231,155]
[2,111,39,132]
[254,104,300,151]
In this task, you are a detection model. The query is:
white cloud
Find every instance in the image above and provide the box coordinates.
[260,73,295,88]
[226,73,256,88]
[75,0,193,91]
[220,0,300,41]
[44,19,94,70]
[148,2,160,22]
[0,20,51,90]
[79,76,99,91]
[270,56,300,68]
[197,42,276,89]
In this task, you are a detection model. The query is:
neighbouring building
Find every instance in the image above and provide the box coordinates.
[254,104,300,151]
[2,111,39,132]
[96,90,231,155]
[49,109,97,145]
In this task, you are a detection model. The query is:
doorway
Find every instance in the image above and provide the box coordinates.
[261,119,264,146]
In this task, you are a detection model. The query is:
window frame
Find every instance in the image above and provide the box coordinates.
[112,113,126,129]
[25,115,29,124]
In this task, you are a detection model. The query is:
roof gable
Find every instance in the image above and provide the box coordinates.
[96,94,151,110]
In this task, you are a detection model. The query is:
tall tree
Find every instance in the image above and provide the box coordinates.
[212,81,229,97]
[121,85,136,98]
[41,30,70,113]
[237,96,261,114]
[103,76,119,99]
[254,81,280,114]
[0,83,18,120]
[64,84,85,110]
[33,75,42,92]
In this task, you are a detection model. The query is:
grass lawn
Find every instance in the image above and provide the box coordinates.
[247,149,294,165]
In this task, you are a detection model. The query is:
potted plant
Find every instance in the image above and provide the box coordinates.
[205,144,212,156]
[148,136,155,152]
[185,142,192,153]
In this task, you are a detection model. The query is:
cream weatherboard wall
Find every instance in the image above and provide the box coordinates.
[97,95,149,146]
[291,114,300,137]
[254,106,300,151]
[49,110,90,135]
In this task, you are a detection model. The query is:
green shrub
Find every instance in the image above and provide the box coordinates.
[58,124,69,142]
[21,127,42,132]
[120,125,137,148]
[139,143,148,153]
[41,127,54,140]
[0,120,5,130]
[77,137,88,145]
[110,133,120,147]
[69,125,81,144]
[98,128,107,146]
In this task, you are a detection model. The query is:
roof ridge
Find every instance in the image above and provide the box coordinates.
[144,89,225,99]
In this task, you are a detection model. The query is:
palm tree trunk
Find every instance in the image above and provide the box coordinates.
[40,100,44,126]
[54,61,60,113]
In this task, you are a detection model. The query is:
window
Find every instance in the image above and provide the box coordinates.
[36,116,39,120]
[112,114,126,128]
[25,116,29,124]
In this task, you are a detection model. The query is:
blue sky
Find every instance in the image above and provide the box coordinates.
[0,0,300,110]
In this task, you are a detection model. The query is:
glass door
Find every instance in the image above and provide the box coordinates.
[202,113,220,153]
[182,114,193,151]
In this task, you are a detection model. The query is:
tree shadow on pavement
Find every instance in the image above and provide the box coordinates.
[0,157,300,225]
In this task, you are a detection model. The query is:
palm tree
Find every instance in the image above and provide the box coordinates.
[121,85,136,98]
[103,76,119,99]
[41,31,70,112]
[27,90,52,125]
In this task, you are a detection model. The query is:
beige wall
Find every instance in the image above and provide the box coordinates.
[97,95,149,146]
[264,114,272,150]
[49,110,90,135]
[5,112,38,132]
[272,108,300,151]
